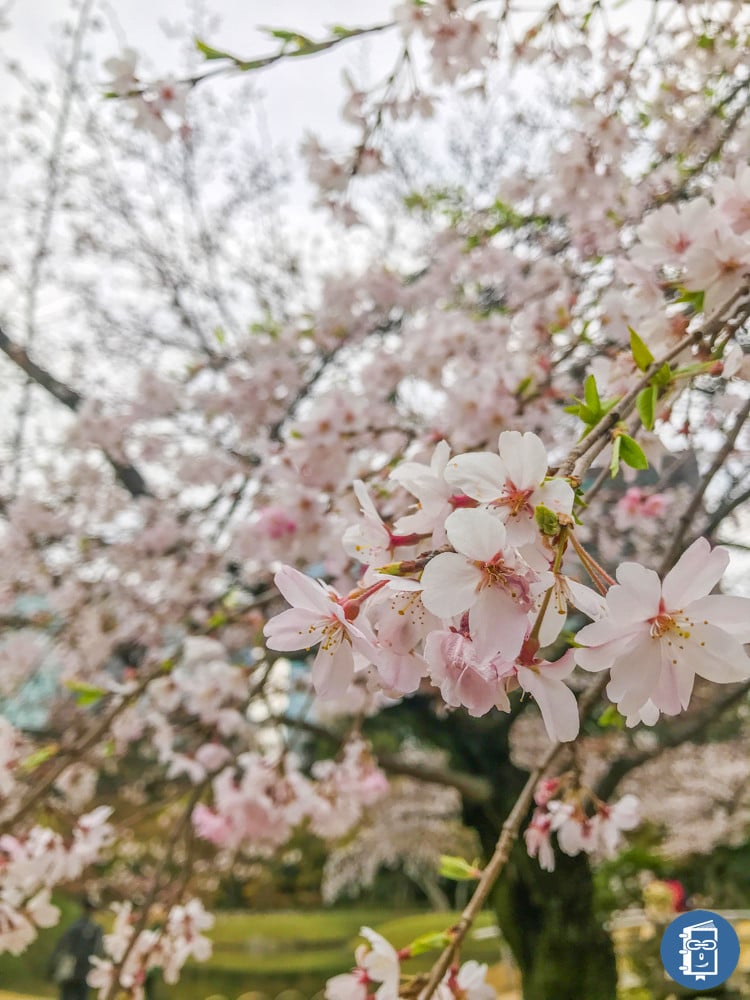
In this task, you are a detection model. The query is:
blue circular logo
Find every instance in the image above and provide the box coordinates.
[660,910,740,989]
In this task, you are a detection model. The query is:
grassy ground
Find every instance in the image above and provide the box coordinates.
[0,907,505,1000]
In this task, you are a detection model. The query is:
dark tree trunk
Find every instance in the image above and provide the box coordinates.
[491,842,618,1000]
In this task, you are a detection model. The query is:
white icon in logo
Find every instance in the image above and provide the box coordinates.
[679,919,718,981]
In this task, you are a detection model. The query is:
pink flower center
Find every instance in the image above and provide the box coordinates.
[493,484,535,518]
[474,554,532,606]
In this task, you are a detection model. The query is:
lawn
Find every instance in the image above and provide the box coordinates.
[0,906,505,1000]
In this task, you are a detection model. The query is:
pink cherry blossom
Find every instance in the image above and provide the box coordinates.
[264,566,379,697]
[326,927,401,1000]
[420,508,543,661]
[575,538,750,721]
[424,627,512,717]
[515,650,580,743]
[443,431,573,546]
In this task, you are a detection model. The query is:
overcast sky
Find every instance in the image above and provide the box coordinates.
[7,1,398,164]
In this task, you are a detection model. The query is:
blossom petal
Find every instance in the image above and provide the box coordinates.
[497,430,548,488]
[684,594,750,642]
[535,477,575,515]
[607,636,661,715]
[518,665,580,742]
[445,507,507,561]
[681,624,750,684]
[312,638,354,698]
[263,608,323,650]
[274,565,336,615]
[420,552,481,618]
[609,563,661,621]
[470,589,528,661]
[444,451,507,502]
[661,537,729,608]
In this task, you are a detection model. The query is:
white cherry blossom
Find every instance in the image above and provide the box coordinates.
[575,538,750,721]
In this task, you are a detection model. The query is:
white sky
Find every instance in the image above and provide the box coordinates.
[7,1,398,162]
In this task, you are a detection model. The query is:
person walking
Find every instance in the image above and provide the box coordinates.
[49,898,104,1000]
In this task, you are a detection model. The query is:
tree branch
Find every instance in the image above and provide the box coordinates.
[0,323,150,498]
[594,680,750,802]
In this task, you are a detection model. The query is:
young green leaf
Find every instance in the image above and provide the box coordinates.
[21,743,59,772]
[195,38,238,61]
[629,327,655,372]
[636,385,657,431]
[619,434,649,470]
[609,434,622,478]
[407,931,452,957]
[439,855,482,881]
[598,705,625,730]
[65,680,107,707]
[584,374,601,413]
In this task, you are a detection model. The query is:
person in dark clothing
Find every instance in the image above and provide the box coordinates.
[49,898,104,1000]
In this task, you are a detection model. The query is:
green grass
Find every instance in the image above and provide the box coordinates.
[210,907,395,947]
[0,906,503,1000]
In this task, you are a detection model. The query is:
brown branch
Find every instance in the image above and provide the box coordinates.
[594,680,750,803]
[272,714,493,804]
[659,395,750,572]
[416,675,608,1000]
[557,287,750,479]
[0,323,150,498]
[0,669,163,834]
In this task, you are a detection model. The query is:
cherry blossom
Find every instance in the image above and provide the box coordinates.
[325,926,401,1000]
[420,509,545,661]
[575,538,750,722]
[390,440,457,545]
[443,432,574,546]
[263,566,379,697]
[436,960,496,1000]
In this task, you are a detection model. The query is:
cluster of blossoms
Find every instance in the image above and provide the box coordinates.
[265,432,750,745]
[192,739,387,850]
[89,898,213,1000]
[525,778,640,873]
[0,807,113,955]
[326,926,495,1000]
[104,49,188,143]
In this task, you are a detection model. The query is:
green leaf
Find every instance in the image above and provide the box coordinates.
[438,855,482,881]
[629,327,654,372]
[584,374,601,413]
[636,385,657,431]
[65,680,107,707]
[195,38,238,61]
[675,288,705,312]
[407,931,451,957]
[609,435,622,478]
[619,434,649,470]
[598,705,625,730]
[651,362,673,388]
[21,743,59,772]
[260,27,315,48]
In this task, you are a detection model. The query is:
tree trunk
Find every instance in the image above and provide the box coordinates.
[491,842,618,1000]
